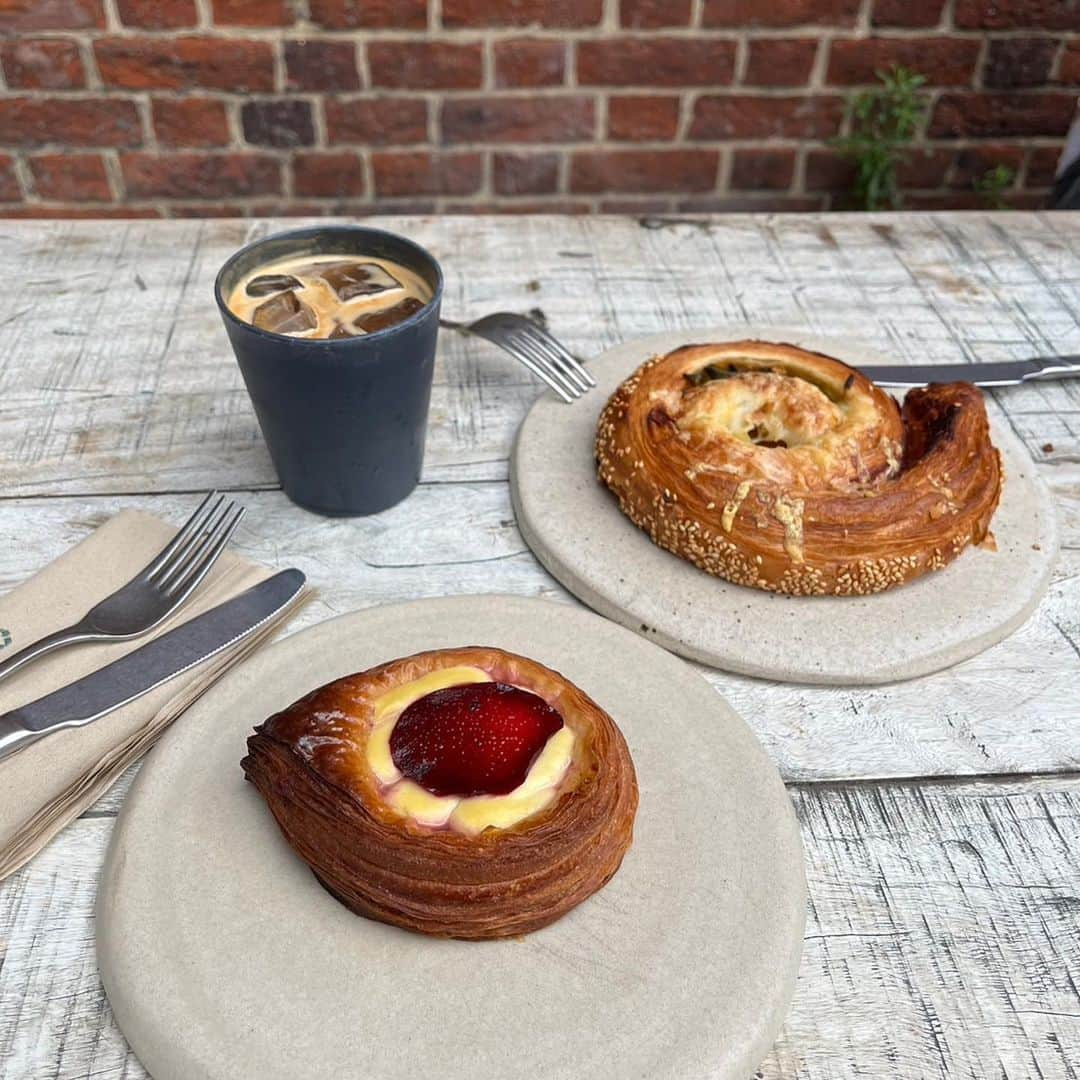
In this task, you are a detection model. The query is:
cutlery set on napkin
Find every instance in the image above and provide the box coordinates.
[0,497,306,880]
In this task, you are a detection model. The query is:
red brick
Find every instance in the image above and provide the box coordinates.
[570,149,718,193]
[896,148,951,187]
[167,203,248,217]
[442,199,592,213]
[325,97,428,145]
[29,152,111,201]
[442,0,601,27]
[442,96,594,143]
[744,38,817,86]
[1,38,85,89]
[1062,41,1080,84]
[293,152,366,197]
[117,0,196,27]
[872,0,945,25]
[372,151,482,196]
[703,0,858,27]
[904,192,985,210]
[0,97,142,147]
[577,38,736,87]
[284,40,361,91]
[1026,147,1061,187]
[309,0,426,29]
[930,93,1075,138]
[730,148,794,190]
[948,145,1025,189]
[826,37,979,86]
[493,39,565,87]
[95,37,274,92]
[0,156,21,202]
[599,197,672,213]
[152,98,230,147]
[690,95,843,139]
[804,149,856,191]
[0,206,161,218]
[493,152,559,194]
[983,38,1056,88]
[620,0,691,26]
[368,42,482,89]
[241,100,314,147]
[211,0,293,24]
[608,95,680,140]
[121,152,281,197]
[678,194,825,211]
[0,0,104,30]
[955,0,1079,29]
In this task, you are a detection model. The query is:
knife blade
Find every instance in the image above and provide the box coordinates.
[0,568,305,763]
[860,354,1080,387]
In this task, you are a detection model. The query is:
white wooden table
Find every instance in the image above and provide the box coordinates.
[0,214,1078,1079]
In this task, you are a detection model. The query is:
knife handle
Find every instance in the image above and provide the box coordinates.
[0,621,99,686]
[1029,356,1080,381]
[0,714,41,764]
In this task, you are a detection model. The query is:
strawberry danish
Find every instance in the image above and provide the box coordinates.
[242,646,638,940]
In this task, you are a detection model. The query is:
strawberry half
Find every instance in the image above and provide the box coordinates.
[390,682,564,798]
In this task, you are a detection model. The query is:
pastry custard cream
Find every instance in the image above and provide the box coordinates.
[242,646,638,939]
[365,666,576,835]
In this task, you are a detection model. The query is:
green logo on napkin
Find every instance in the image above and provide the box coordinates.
[0,629,10,650]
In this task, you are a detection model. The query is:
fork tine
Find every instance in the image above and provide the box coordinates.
[155,497,232,591]
[517,323,593,393]
[524,322,596,388]
[500,340,575,403]
[508,330,583,400]
[162,504,245,600]
[145,491,220,580]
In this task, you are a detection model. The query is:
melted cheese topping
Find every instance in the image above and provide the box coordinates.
[364,668,575,836]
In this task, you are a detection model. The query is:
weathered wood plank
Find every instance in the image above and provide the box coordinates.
[0,489,1075,787]
[0,214,1077,496]
[2,776,1077,1079]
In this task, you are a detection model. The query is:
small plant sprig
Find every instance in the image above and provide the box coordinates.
[974,164,1016,209]
[831,65,928,211]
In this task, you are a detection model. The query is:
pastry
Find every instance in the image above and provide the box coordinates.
[596,340,1003,596]
[242,646,638,940]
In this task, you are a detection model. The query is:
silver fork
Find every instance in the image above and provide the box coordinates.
[441,312,596,403]
[0,491,246,685]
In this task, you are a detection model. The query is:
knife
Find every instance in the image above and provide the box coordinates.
[860,354,1080,387]
[0,568,305,764]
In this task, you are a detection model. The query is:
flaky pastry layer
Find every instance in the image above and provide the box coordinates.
[242,646,638,939]
[596,340,1003,596]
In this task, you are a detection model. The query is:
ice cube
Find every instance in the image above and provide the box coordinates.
[245,273,302,298]
[306,261,403,302]
[351,297,425,334]
[251,290,316,335]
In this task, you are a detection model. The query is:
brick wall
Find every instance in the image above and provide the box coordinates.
[0,0,1076,218]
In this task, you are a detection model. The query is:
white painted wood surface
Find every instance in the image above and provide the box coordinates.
[0,214,1077,1078]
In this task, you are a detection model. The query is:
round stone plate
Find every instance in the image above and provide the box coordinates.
[511,327,1058,685]
[97,595,806,1080]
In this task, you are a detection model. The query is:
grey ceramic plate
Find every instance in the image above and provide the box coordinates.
[511,327,1058,685]
[97,595,806,1080]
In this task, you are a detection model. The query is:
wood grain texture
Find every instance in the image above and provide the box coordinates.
[1,777,1077,1079]
[0,214,1077,1079]
[0,490,1074,785]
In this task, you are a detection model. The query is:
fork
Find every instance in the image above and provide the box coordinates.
[0,491,246,685]
[441,312,596,403]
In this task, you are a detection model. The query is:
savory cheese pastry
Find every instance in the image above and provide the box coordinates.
[242,647,638,939]
[596,340,1003,596]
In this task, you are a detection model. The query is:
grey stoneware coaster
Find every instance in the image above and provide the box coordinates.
[511,327,1058,686]
[97,595,806,1080]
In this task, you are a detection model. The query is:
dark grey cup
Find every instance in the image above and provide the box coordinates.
[215,226,443,516]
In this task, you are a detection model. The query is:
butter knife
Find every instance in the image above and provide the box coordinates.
[861,354,1080,387]
[0,568,305,763]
